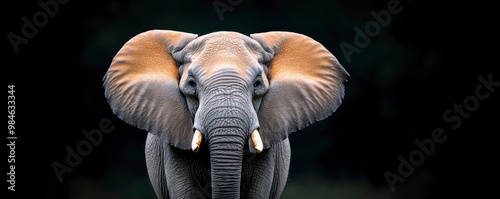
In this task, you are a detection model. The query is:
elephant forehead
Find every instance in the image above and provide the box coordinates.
[199,37,254,59]
[187,32,262,80]
[194,59,257,83]
[188,32,258,59]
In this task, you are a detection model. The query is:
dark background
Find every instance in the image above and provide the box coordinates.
[5,0,498,198]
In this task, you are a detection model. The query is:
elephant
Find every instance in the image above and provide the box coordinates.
[103,30,348,199]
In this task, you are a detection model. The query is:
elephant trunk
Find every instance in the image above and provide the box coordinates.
[195,84,258,198]
[208,128,245,198]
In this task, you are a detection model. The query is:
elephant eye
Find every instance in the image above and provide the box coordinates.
[253,80,261,88]
[188,80,197,87]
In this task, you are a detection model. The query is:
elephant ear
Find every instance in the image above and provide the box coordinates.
[251,31,349,149]
[103,30,198,150]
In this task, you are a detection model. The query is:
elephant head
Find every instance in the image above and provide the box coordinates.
[103,30,348,198]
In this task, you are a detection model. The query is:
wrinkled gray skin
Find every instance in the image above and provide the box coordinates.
[103,30,348,198]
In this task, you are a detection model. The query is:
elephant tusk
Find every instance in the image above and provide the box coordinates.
[251,129,263,153]
[192,129,203,153]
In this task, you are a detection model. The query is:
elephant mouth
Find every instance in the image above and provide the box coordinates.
[191,128,263,153]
